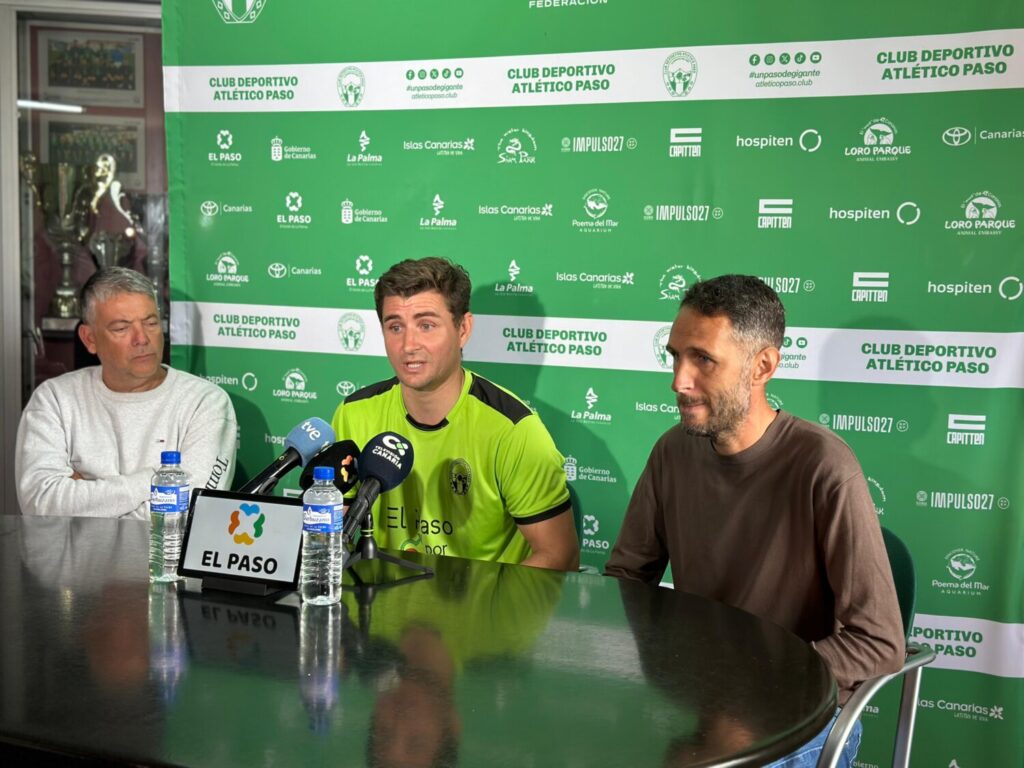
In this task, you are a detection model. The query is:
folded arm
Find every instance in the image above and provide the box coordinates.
[15,394,150,518]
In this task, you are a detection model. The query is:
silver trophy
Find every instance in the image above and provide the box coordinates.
[20,152,98,319]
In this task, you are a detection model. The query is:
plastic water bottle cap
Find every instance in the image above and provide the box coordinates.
[313,466,334,481]
[160,451,181,465]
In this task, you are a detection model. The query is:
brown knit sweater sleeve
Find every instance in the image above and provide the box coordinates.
[811,472,906,701]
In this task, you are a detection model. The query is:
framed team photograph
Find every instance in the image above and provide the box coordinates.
[39,113,147,190]
[37,29,144,108]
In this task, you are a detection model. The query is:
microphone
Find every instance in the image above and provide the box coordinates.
[236,418,335,495]
[342,432,415,541]
[298,440,361,494]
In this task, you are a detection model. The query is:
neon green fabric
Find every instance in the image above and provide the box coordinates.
[332,369,570,564]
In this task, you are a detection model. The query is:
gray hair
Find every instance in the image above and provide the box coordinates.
[680,275,786,352]
[80,267,158,325]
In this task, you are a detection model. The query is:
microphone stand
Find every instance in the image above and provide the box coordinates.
[344,512,434,579]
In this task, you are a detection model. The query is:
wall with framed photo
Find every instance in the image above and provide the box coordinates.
[36,29,145,108]
[18,19,167,393]
[39,113,146,190]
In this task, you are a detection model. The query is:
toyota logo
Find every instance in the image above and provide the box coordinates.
[267,263,287,279]
[942,127,972,147]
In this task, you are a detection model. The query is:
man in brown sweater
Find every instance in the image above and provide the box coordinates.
[605,275,904,767]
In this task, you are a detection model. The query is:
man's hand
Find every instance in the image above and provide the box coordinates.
[519,508,580,571]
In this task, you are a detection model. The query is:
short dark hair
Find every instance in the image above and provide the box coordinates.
[374,257,471,324]
[681,275,785,350]
[80,267,157,325]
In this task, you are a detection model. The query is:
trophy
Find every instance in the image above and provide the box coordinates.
[19,152,98,319]
[86,153,145,270]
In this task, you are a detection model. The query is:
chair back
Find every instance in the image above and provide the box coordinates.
[882,527,916,640]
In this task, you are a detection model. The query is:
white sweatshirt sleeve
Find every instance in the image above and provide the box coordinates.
[177,384,238,492]
[15,383,151,518]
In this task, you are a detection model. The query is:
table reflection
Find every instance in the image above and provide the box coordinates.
[3,518,833,768]
[345,557,564,768]
[617,578,835,767]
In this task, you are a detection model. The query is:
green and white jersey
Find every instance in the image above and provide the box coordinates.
[331,369,570,565]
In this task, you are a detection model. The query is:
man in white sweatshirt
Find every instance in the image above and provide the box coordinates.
[15,267,237,518]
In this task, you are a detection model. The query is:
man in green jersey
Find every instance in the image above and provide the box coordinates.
[332,257,579,570]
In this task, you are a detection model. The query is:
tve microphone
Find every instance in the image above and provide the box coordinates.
[341,432,414,541]
[236,418,335,495]
[298,440,361,494]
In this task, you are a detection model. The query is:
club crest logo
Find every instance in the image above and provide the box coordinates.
[653,326,672,369]
[338,313,366,352]
[228,503,266,545]
[337,66,365,108]
[449,458,472,496]
[211,0,267,24]
[663,51,698,97]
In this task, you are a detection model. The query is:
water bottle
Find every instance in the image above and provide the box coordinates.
[298,602,341,732]
[149,450,190,582]
[301,466,344,605]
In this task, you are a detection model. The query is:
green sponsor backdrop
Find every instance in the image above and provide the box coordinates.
[164,2,1023,765]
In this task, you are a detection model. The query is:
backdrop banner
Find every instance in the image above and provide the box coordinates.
[164,2,1022,765]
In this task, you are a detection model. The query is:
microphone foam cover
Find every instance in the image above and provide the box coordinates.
[299,440,361,493]
[284,418,336,466]
[358,432,414,492]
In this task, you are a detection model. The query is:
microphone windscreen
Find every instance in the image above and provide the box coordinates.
[299,440,361,493]
[283,418,336,466]
[358,432,414,492]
